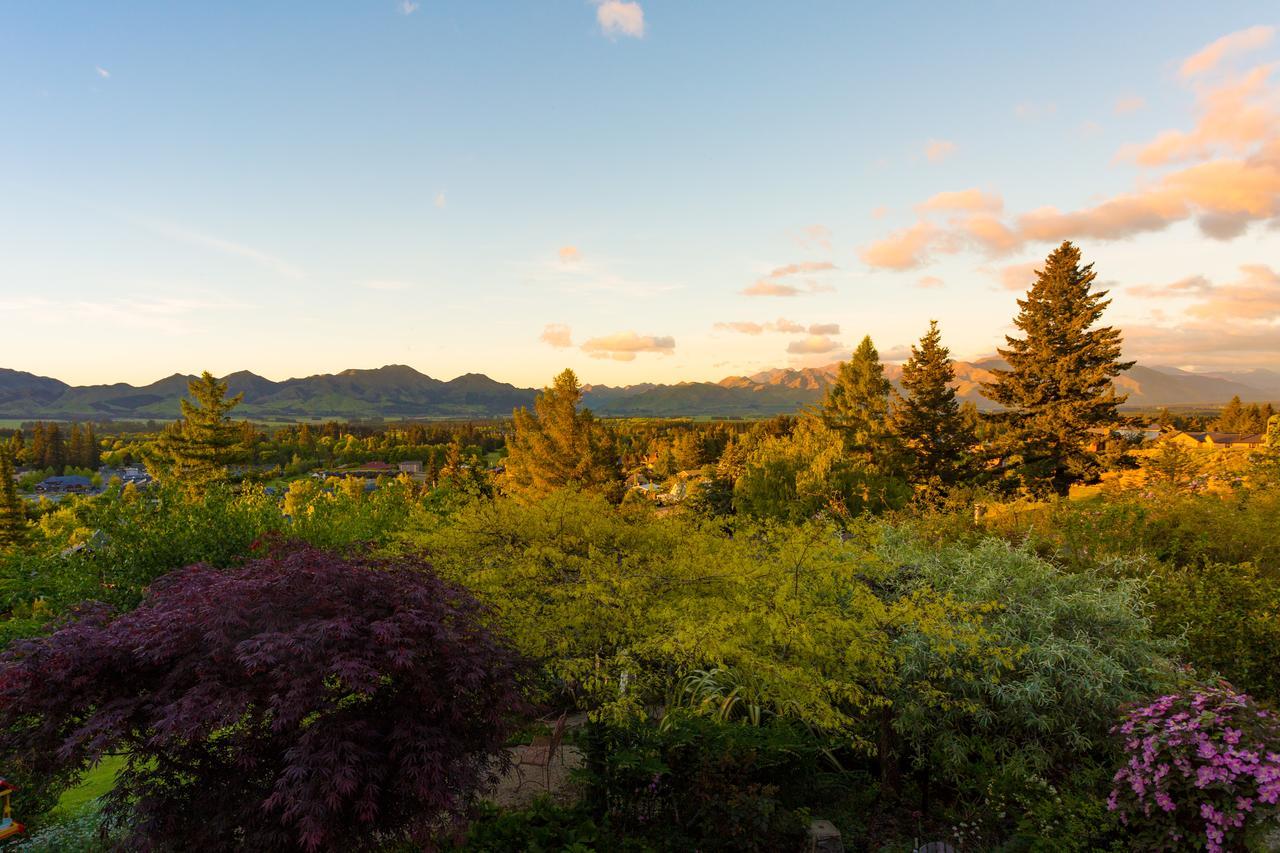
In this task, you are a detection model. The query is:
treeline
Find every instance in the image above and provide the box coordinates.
[4,422,101,474]
[506,242,1142,511]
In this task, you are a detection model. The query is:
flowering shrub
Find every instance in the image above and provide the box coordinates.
[1109,684,1280,852]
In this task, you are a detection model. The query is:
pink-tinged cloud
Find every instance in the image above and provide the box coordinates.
[917,188,1003,213]
[925,139,957,162]
[998,261,1041,291]
[871,206,890,219]
[786,334,841,354]
[540,323,573,348]
[1184,264,1280,320]
[1127,275,1213,299]
[799,224,832,251]
[807,322,840,335]
[1115,95,1145,115]
[595,0,645,39]
[742,280,803,297]
[1122,64,1279,166]
[858,220,940,270]
[580,331,674,360]
[916,275,944,289]
[558,245,581,263]
[715,318,814,334]
[1180,25,1275,78]
[766,260,837,278]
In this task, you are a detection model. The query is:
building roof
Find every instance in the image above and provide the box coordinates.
[41,475,92,486]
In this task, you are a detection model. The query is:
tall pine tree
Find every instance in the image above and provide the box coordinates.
[503,369,621,499]
[822,335,897,463]
[0,447,27,548]
[889,320,977,502]
[147,372,245,494]
[981,241,1132,496]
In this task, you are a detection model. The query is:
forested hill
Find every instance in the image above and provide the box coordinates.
[2,362,1277,421]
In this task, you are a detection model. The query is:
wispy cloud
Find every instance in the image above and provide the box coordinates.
[398,0,420,14]
[361,279,414,291]
[741,259,838,296]
[558,245,581,264]
[0,295,248,336]
[1115,95,1145,115]
[594,0,645,39]
[1181,25,1274,78]
[925,139,957,162]
[916,275,944,289]
[131,216,305,279]
[434,191,447,209]
[94,66,110,79]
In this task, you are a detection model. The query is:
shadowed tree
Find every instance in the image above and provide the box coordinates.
[889,320,978,502]
[982,242,1133,496]
[0,448,27,548]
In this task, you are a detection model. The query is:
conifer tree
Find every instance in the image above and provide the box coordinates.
[83,423,100,470]
[822,335,896,463]
[28,423,47,470]
[1216,396,1246,432]
[68,423,84,470]
[981,241,1133,496]
[147,372,245,494]
[503,369,621,498]
[7,429,23,464]
[889,320,977,502]
[0,448,26,548]
[45,423,65,474]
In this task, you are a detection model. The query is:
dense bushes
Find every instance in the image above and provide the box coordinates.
[0,545,527,851]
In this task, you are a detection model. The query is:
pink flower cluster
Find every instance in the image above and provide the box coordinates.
[1109,684,1280,853]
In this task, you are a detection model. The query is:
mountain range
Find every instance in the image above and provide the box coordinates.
[2,361,1278,422]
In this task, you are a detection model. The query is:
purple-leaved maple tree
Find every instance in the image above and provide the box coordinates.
[0,543,528,852]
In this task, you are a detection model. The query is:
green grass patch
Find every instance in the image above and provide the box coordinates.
[49,754,126,820]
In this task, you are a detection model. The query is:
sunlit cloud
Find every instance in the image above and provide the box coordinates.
[0,295,247,336]
[581,331,674,360]
[996,261,1041,291]
[558,245,582,264]
[713,318,819,335]
[594,0,645,39]
[786,334,841,354]
[540,323,573,348]
[434,191,447,209]
[797,223,832,251]
[741,259,838,296]
[1180,25,1274,78]
[94,66,110,79]
[916,275,944,289]
[925,139,957,162]
[916,189,1003,213]
[861,30,1280,271]
[807,322,839,335]
[397,0,420,14]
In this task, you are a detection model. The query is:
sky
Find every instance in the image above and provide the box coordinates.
[2,2,1280,388]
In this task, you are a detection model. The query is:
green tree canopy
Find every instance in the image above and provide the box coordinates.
[0,448,27,548]
[889,320,977,502]
[981,241,1133,496]
[503,368,622,499]
[147,372,245,494]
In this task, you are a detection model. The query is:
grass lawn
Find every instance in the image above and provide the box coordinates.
[48,754,126,820]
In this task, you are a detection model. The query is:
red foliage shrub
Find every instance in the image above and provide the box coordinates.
[0,544,527,851]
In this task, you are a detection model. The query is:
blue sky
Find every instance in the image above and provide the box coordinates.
[3,2,1279,386]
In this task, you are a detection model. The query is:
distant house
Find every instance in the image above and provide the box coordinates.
[398,460,424,475]
[36,475,94,494]
[1165,431,1264,450]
